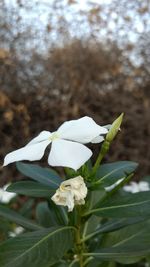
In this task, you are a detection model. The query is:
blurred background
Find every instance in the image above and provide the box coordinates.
[0,0,150,185]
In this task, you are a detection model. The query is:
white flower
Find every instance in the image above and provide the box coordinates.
[4,116,108,170]
[51,176,88,212]
[0,184,16,203]
[123,181,150,193]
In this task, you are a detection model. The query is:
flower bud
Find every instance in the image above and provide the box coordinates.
[106,113,124,143]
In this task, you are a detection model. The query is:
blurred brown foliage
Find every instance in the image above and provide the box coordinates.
[0,0,150,185]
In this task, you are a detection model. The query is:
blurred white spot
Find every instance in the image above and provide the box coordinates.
[9,226,24,237]
[123,181,150,193]
[0,184,16,203]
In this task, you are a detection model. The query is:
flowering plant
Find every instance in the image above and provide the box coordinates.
[1,114,150,267]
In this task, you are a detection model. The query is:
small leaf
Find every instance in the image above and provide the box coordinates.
[7,181,55,197]
[0,226,74,267]
[16,162,62,188]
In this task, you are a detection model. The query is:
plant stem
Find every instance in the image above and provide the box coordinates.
[75,207,85,267]
[92,140,110,177]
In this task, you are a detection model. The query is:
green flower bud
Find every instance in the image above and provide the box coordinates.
[106,113,124,143]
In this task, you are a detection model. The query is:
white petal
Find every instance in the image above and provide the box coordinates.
[91,135,104,143]
[3,140,51,166]
[57,116,108,144]
[65,191,75,212]
[27,131,51,146]
[103,124,112,130]
[48,139,92,170]
[51,189,74,212]
[0,184,16,203]
[61,176,87,201]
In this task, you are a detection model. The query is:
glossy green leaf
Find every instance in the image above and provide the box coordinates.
[84,191,150,218]
[95,161,138,186]
[0,204,42,231]
[0,226,74,267]
[16,162,62,188]
[7,181,55,197]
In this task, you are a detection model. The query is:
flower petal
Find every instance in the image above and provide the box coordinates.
[48,139,92,170]
[91,135,104,143]
[26,131,51,146]
[57,116,108,144]
[51,189,74,212]
[3,140,51,166]
[103,124,112,130]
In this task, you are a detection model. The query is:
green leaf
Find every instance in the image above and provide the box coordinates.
[36,202,56,227]
[0,218,12,241]
[82,215,101,240]
[86,190,106,209]
[0,226,74,267]
[95,161,138,186]
[53,263,69,267]
[83,217,146,242]
[84,249,149,260]
[48,200,68,226]
[100,222,147,264]
[84,191,150,218]
[88,260,116,267]
[0,204,42,231]
[68,260,79,267]
[19,199,34,218]
[84,222,150,260]
[16,162,62,188]
[7,181,55,197]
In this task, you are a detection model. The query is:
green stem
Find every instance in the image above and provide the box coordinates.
[75,207,86,267]
[92,140,110,177]
[92,153,104,176]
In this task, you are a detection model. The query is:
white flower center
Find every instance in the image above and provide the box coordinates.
[49,132,60,141]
